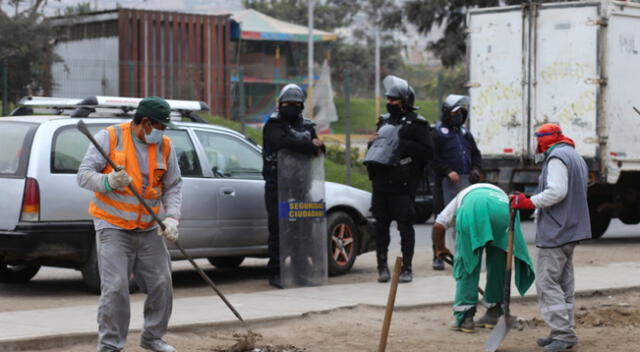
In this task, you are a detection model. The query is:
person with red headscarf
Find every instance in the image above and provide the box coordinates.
[510,123,591,352]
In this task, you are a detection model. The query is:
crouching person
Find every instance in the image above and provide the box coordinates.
[78,97,183,352]
[432,183,535,333]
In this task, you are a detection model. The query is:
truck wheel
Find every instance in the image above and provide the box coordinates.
[590,215,611,239]
[588,199,611,239]
[327,211,358,276]
[207,256,245,269]
[0,257,40,283]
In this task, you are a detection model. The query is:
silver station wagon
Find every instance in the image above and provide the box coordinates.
[0,96,375,293]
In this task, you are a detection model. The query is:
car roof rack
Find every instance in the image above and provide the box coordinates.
[12,96,211,124]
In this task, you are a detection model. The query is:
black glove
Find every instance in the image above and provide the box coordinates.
[469,168,481,184]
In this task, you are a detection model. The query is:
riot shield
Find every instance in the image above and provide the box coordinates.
[363,123,403,166]
[278,149,328,288]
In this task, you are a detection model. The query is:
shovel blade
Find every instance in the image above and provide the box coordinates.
[485,315,512,352]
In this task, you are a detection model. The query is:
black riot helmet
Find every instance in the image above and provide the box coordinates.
[441,94,470,128]
[383,75,418,111]
[278,83,305,108]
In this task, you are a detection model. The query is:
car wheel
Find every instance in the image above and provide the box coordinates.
[327,211,358,276]
[0,257,40,283]
[81,241,139,294]
[207,256,245,269]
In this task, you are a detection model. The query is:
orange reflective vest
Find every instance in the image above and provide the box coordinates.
[88,122,171,230]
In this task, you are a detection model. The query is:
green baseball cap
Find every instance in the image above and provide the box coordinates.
[136,96,177,129]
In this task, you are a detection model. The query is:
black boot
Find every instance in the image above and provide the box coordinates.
[475,304,503,328]
[377,266,390,283]
[450,306,477,333]
[377,252,390,283]
[399,254,414,283]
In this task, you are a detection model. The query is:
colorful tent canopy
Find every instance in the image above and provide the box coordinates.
[232,9,337,42]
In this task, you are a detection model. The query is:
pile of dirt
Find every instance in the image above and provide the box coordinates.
[520,304,640,329]
[210,331,306,352]
[575,307,640,328]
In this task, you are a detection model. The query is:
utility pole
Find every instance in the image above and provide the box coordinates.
[344,71,352,186]
[307,0,314,119]
[374,27,381,120]
[2,58,8,116]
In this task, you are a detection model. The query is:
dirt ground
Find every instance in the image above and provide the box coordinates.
[33,288,640,352]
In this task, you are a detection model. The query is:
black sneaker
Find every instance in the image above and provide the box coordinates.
[377,266,390,283]
[399,267,413,283]
[432,257,445,271]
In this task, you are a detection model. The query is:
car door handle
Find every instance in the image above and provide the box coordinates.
[221,188,235,196]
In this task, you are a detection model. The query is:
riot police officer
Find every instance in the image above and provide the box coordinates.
[262,84,325,288]
[430,94,482,270]
[365,75,433,283]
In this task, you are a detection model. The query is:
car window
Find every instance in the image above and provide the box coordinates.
[164,130,203,177]
[0,122,36,177]
[51,124,108,173]
[194,130,263,179]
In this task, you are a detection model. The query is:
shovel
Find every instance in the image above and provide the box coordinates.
[76,120,246,324]
[485,208,517,352]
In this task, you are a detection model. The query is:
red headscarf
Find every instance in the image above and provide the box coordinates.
[535,123,575,153]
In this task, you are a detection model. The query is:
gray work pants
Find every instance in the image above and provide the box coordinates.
[535,242,577,344]
[96,228,173,352]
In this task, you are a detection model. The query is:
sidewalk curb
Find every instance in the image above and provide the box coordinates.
[2,286,638,352]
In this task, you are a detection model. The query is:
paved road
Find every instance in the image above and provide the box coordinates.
[0,219,638,312]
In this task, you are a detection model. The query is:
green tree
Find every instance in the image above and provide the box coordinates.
[0,0,60,104]
[401,0,572,67]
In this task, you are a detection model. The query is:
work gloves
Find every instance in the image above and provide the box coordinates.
[107,168,132,191]
[158,217,179,242]
[509,192,535,210]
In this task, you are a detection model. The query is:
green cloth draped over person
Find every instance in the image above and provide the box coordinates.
[432,183,534,332]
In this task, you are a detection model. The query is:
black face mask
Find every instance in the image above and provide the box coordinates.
[446,114,464,128]
[386,103,403,117]
[280,105,302,121]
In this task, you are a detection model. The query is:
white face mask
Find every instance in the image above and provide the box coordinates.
[144,125,164,144]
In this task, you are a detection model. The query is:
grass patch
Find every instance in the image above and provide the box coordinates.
[331,97,439,134]
[325,157,371,192]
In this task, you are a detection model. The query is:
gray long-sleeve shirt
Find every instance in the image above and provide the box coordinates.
[77,126,183,231]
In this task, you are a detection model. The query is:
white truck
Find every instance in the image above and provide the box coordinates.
[467,0,640,238]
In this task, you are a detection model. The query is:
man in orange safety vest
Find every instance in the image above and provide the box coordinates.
[78,96,182,352]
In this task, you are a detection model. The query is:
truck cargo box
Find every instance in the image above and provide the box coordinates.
[467,0,640,238]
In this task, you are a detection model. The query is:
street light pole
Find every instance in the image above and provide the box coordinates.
[307,0,314,119]
[374,27,381,120]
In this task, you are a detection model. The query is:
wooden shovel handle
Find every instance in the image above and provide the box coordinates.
[378,256,403,352]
